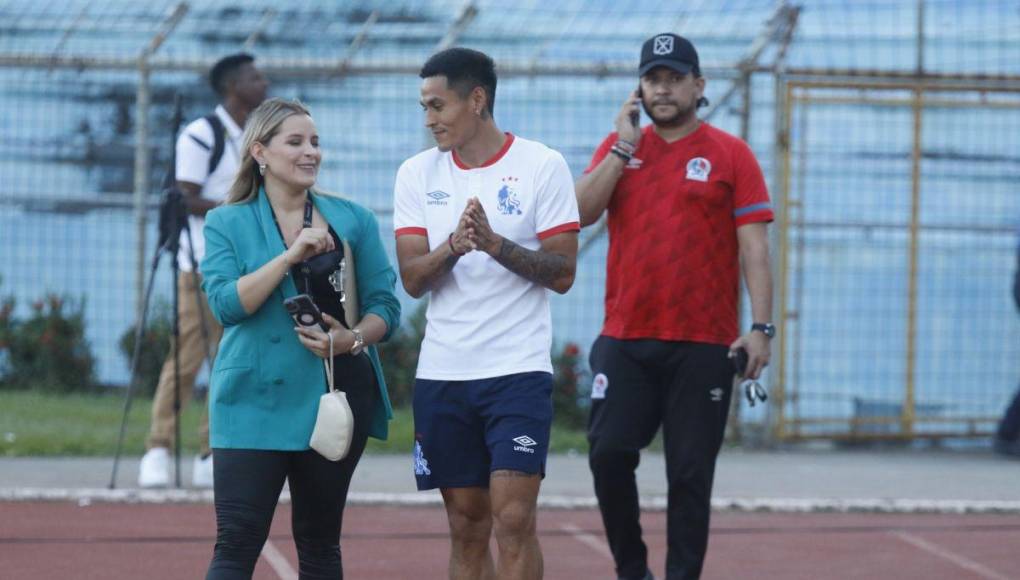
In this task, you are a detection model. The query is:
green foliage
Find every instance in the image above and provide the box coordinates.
[376,302,427,408]
[117,300,173,396]
[552,341,589,430]
[0,279,95,392]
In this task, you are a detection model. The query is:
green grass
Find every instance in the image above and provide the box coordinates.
[0,390,591,456]
[0,389,204,456]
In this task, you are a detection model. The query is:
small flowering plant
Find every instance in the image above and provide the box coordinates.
[0,280,95,391]
[552,341,589,429]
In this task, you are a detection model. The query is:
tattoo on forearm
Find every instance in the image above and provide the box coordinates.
[415,247,460,294]
[494,238,570,289]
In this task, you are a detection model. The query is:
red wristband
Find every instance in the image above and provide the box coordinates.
[448,233,465,257]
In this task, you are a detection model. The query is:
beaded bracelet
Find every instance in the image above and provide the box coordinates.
[448,233,465,257]
[610,145,632,162]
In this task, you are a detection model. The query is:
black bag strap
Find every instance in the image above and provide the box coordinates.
[203,114,226,176]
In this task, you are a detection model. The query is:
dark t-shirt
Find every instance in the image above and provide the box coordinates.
[287,227,373,392]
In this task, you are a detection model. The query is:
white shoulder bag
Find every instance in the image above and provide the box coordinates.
[309,332,354,461]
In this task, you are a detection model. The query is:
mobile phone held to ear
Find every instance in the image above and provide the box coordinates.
[630,85,642,128]
[283,294,329,332]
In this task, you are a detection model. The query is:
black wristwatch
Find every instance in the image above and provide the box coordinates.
[751,323,776,339]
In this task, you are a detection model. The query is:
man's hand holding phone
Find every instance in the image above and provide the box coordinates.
[614,89,643,147]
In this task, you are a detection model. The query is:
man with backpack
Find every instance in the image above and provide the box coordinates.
[138,53,268,488]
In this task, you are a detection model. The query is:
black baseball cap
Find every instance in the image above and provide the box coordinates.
[639,33,700,77]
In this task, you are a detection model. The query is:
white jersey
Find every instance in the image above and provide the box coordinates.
[175,104,243,272]
[394,134,580,380]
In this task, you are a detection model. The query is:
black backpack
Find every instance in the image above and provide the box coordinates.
[186,114,227,176]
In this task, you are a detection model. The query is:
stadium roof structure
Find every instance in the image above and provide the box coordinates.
[1,1,1015,79]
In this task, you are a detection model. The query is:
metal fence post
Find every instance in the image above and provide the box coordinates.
[133,62,150,323]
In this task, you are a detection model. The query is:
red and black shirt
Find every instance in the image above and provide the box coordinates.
[585,122,773,345]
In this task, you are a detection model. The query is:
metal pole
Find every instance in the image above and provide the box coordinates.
[435,1,478,52]
[133,64,150,322]
[772,78,793,443]
[132,2,188,323]
[739,72,752,142]
[791,95,809,439]
[729,70,753,444]
[242,8,277,51]
[904,0,926,437]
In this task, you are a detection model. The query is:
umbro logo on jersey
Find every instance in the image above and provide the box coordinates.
[625,157,643,170]
[686,157,711,182]
[426,190,450,206]
[710,388,724,402]
[513,435,537,453]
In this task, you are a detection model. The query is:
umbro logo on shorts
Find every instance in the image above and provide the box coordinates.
[513,435,537,453]
[710,388,724,402]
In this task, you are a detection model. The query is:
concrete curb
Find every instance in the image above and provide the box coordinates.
[5,487,1020,514]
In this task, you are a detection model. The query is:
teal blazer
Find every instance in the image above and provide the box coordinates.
[201,188,401,449]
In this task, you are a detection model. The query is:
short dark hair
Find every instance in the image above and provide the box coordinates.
[209,53,255,96]
[419,48,497,115]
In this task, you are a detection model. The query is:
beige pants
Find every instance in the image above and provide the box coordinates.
[146,272,223,455]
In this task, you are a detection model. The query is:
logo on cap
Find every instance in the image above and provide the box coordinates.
[653,35,674,56]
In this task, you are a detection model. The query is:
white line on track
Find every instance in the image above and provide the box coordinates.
[260,539,298,580]
[560,522,613,560]
[890,530,1011,580]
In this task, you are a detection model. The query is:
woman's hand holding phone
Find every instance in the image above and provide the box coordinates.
[295,312,354,359]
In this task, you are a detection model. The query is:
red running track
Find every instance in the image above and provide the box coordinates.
[2,502,1019,579]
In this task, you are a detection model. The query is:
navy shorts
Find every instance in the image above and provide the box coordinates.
[412,371,553,490]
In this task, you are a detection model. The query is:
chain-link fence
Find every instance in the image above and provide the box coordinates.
[775,77,1020,441]
[1,0,1018,444]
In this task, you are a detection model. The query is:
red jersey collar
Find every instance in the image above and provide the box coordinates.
[452,133,515,170]
[645,121,706,147]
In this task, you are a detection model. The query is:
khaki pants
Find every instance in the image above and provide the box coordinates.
[146,272,223,455]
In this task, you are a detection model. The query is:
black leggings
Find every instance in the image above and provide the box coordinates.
[206,355,376,580]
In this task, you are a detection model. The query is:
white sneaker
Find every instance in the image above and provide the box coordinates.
[138,447,170,488]
[192,453,214,488]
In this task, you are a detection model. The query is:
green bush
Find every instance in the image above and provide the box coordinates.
[0,289,95,392]
[117,300,173,396]
[376,302,427,408]
[552,341,589,430]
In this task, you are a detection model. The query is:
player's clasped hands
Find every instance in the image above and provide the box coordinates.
[449,197,500,256]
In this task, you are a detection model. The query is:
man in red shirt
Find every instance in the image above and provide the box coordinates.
[576,33,775,580]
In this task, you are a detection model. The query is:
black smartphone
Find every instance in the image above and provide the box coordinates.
[283,294,328,332]
[630,85,642,128]
[732,347,749,378]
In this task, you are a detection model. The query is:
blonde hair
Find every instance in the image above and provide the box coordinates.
[226,97,313,205]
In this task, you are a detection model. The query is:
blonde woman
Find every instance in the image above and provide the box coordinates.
[201,97,400,579]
